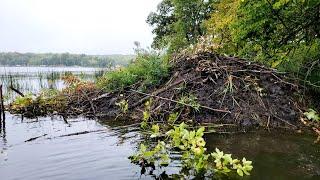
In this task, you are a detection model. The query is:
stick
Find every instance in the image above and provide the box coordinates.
[9,85,25,97]
[25,134,48,142]
[130,90,231,114]
[0,85,5,122]
[92,92,111,101]
[273,115,297,128]
[131,77,201,109]
[0,85,2,132]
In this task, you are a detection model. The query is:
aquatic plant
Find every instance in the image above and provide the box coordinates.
[129,141,170,167]
[129,122,253,178]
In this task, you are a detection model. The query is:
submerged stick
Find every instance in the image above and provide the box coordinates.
[25,134,48,142]
[130,90,231,114]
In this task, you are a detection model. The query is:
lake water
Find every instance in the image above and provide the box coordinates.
[0,67,319,180]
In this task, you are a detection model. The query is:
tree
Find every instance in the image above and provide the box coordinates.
[147,0,214,52]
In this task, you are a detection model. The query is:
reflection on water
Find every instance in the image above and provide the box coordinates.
[0,67,320,179]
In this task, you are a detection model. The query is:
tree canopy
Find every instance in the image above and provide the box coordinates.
[147,0,214,52]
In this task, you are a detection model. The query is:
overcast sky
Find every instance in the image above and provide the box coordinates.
[0,0,161,55]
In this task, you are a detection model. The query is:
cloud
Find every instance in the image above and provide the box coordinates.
[0,0,161,54]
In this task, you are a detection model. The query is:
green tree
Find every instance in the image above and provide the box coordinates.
[147,0,214,52]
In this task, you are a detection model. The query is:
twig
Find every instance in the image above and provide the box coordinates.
[273,115,297,128]
[9,85,25,97]
[130,90,231,114]
[25,134,48,142]
[58,130,105,137]
[0,85,5,122]
[271,73,298,88]
[92,92,111,101]
[80,89,96,116]
[266,116,271,132]
[130,77,194,109]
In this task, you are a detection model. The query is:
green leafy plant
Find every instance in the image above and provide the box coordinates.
[115,99,129,114]
[141,100,152,129]
[211,148,253,176]
[98,51,169,91]
[304,109,320,122]
[178,94,201,112]
[168,112,179,124]
[130,122,253,178]
[151,124,160,138]
[10,93,34,111]
[129,141,170,167]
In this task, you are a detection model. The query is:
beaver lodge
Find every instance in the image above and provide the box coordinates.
[8,52,319,134]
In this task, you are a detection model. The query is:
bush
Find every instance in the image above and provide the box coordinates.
[98,51,169,91]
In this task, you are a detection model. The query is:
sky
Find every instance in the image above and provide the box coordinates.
[0,0,162,55]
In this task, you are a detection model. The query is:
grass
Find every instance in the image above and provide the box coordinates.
[98,51,169,91]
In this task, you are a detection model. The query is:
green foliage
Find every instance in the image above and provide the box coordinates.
[211,148,253,176]
[204,0,320,91]
[178,94,201,112]
[130,122,253,177]
[10,94,34,111]
[168,112,179,124]
[304,109,320,122]
[98,51,169,91]
[151,124,161,138]
[9,76,98,117]
[204,0,241,54]
[129,141,170,167]
[115,99,128,114]
[141,100,152,129]
[10,89,67,117]
[0,52,133,67]
[147,0,214,52]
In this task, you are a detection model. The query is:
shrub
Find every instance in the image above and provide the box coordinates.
[98,51,169,91]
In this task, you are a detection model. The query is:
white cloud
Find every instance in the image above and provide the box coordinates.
[0,0,162,54]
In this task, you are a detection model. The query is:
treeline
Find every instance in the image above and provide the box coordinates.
[147,0,320,90]
[0,52,134,67]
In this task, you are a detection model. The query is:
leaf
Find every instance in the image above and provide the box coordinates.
[196,127,205,137]
[271,59,282,68]
[140,144,147,152]
[152,125,159,132]
[237,168,244,177]
[304,109,320,122]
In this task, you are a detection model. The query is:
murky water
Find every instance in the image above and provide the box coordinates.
[0,67,319,180]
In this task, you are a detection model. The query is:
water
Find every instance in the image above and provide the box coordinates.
[0,67,319,179]
[0,66,104,101]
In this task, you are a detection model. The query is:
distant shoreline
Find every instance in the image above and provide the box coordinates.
[0,52,134,67]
